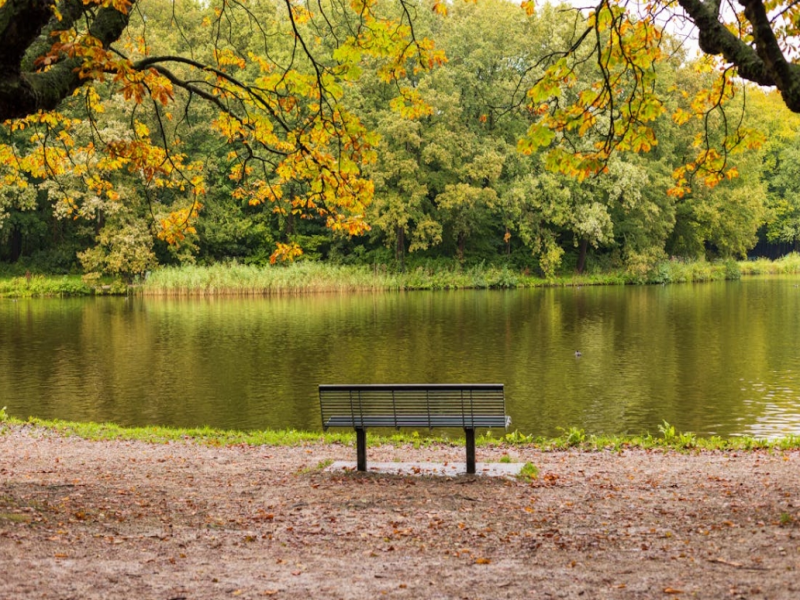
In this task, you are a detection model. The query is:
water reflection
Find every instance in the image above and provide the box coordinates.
[2,277,800,437]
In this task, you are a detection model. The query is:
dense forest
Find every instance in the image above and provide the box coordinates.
[3,0,800,280]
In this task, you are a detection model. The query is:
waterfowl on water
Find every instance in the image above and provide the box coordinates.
[575,350,582,358]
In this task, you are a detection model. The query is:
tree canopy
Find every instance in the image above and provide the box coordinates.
[4,0,800,120]
[3,0,800,277]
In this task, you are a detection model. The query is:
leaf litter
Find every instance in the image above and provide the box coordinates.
[2,425,800,598]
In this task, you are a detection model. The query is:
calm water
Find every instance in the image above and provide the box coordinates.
[3,278,800,438]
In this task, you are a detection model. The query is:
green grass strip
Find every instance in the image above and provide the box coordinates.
[3,414,800,453]
[5,417,352,447]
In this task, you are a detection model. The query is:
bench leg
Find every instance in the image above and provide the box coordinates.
[356,428,367,472]
[465,428,476,475]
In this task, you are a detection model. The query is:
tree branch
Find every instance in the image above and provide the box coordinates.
[0,0,54,77]
[0,0,134,121]
[677,0,800,111]
[740,0,800,111]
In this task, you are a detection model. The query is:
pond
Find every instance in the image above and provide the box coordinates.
[3,277,800,438]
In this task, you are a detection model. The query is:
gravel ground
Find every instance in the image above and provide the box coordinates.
[2,424,800,599]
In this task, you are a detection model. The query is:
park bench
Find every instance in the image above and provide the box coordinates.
[319,383,509,474]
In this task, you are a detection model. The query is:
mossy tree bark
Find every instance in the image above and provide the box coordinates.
[0,0,132,121]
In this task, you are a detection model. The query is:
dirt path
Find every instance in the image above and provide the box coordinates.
[2,424,800,599]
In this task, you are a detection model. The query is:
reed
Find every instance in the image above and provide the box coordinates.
[5,256,800,298]
[739,252,800,276]
[140,262,652,295]
[141,263,406,295]
[139,261,746,295]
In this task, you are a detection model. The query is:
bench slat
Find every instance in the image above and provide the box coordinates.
[319,384,503,392]
[324,415,511,428]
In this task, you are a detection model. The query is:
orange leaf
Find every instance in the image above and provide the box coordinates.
[521,0,535,16]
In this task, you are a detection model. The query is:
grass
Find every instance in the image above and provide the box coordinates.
[3,415,800,453]
[517,462,539,481]
[0,275,93,298]
[0,274,129,298]
[137,260,727,295]
[0,513,32,524]
[140,262,551,294]
[299,458,335,474]
[142,262,408,295]
[3,255,800,297]
[3,417,355,447]
[486,422,800,452]
[740,253,800,276]
[128,255,800,295]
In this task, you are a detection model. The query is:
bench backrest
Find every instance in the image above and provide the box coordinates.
[319,384,508,430]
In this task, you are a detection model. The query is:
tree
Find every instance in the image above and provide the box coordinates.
[0,0,445,263]
[502,170,572,277]
[366,114,438,266]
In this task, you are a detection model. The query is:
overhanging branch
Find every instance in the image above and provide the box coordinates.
[0,0,134,121]
[677,0,800,111]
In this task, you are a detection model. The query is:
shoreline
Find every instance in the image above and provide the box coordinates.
[3,417,800,452]
[2,255,800,297]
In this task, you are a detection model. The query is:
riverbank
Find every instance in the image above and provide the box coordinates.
[3,254,800,297]
[2,422,799,599]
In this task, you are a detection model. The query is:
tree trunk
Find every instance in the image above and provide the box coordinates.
[286,211,294,237]
[9,226,22,263]
[576,237,589,274]
[396,226,405,272]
